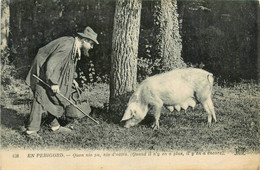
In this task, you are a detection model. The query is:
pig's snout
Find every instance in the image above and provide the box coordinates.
[120,119,131,128]
[122,119,136,128]
[124,124,130,128]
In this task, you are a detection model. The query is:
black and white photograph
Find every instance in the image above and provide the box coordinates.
[1,0,259,169]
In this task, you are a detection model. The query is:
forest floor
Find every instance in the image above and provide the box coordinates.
[1,73,259,154]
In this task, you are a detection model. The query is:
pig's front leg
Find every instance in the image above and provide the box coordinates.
[152,120,160,130]
[151,104,162,130]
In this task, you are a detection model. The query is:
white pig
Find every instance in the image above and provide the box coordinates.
[121,68,216,130]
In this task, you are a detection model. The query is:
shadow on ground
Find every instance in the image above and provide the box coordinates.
[1,105,28,131]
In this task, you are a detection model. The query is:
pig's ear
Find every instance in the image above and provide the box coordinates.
[120,110,134,122]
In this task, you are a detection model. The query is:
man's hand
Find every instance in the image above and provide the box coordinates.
[73,79,79,89]
[51,85,60,93]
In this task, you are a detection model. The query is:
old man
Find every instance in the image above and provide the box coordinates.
[25,26,99,139]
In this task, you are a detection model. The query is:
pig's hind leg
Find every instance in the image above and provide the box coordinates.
[202,97,217,126]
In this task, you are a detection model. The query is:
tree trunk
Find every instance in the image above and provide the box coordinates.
[1,0,10,54]
[257,1,260,82]
[1,0,10,74]
[110,0,142,115]
[155,0,186,71]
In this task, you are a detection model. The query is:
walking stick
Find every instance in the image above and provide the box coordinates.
[32,74,100,124]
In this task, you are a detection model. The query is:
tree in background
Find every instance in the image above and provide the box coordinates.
[257,1,260,82]
[109,0,142,114]
[179,1,258,82]
[154,0,186,71]
[1,0,10,66]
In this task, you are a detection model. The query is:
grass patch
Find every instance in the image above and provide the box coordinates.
[1,79,259,153]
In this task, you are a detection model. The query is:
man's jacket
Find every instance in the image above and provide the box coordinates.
[26,36,78,117]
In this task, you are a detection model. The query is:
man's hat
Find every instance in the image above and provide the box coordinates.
[77,26,99,44]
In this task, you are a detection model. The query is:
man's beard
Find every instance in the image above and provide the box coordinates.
[82,45,90,57]
[83,48,90,57]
